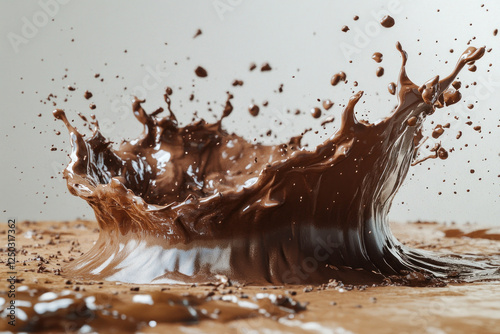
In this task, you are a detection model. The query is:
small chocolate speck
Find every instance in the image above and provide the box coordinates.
[341,25,349,32]
[89,103,96,110]
[249,63,257,71]
[84,91,93,100]
[232,80,244,86]
[67,86,75,91]
[193,29,202,38]
[261,63,272,72]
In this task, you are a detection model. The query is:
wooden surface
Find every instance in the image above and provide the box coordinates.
[1,220,500,333]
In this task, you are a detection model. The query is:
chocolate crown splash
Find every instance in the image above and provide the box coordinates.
[54,44,497,284]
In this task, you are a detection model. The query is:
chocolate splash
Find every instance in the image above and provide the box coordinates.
[54,44,497,285]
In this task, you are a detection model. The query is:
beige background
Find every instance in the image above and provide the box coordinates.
[1,0,499,224]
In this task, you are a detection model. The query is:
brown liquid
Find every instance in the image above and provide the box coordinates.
[53,44,498,286]
[261,63,272,71]
[376,67,384,77]
[372,52,383,63]
[322,99,334,110]
[248,104,259,116]
[388,82,396,95]
[193,29,202,38]
[330,71,346,86]
[2,220,499,333]
[195,66,208,78]
[380,15,395,28]
[2,283,305,333]
[432,125,445,139]
[310,107,322,118]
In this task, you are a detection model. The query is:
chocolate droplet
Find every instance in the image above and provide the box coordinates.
[261,63,272,72]
[376,67,384,77]
[248,104,260,117]
[380,15,395,28]
[330,72,346,86]
[372,52,383,63]
[195,66,208,78]
[388,82,396,95]
[437,147,448,160]
[311,107,322,119]
[322,99,334,110]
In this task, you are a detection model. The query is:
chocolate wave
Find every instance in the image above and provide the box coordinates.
[54,44,498,284]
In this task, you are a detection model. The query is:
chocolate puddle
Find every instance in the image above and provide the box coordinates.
[0,285,305,332]
[443,228,500,241]
[54,44,498,285]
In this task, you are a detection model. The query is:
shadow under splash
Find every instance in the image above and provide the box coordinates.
[54,44,499,285]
